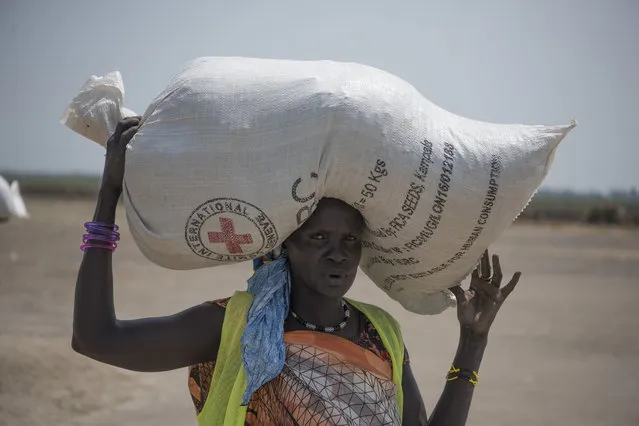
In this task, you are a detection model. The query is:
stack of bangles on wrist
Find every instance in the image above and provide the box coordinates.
[446,363,479,387]
[80,222,120,252]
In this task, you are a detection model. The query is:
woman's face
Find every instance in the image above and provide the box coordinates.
[285,198,364,299]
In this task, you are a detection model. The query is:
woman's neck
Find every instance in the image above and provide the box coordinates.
[289,286,345,327]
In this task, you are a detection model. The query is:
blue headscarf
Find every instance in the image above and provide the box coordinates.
[240,248,290,405]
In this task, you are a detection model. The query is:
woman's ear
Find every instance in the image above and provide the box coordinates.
[279,241,289,257]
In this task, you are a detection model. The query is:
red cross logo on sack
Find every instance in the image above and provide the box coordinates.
[185,198,278,261]
[207,217,254,254]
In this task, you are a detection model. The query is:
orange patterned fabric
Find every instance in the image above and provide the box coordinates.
[188,298,407,425]
[244,331,400,424]
[284,331,393,381]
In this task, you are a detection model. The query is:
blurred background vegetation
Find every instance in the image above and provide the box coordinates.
[2,172,638,226]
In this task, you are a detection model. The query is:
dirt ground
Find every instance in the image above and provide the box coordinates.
[1,197,638,426]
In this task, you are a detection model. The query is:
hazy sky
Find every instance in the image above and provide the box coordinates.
[1,0,637,191]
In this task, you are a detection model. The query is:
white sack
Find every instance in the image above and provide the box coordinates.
[0,175,30,220]
[62,57,576,314]
[60,71,137,146]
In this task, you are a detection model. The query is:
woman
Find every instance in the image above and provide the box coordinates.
[73,117,521,425]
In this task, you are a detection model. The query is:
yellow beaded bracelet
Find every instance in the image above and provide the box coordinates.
[446,363,479,387]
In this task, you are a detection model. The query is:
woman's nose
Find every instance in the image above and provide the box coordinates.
[326,242,348,264]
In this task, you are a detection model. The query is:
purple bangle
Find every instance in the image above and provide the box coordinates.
[84,221,119,232]
[81,222,120,252]
[84,222,120,239]
[84,222,120,238]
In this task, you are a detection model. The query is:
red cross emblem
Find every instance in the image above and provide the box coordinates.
[207,217,254,254]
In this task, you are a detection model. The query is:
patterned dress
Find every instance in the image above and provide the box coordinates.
[188,297,409,425]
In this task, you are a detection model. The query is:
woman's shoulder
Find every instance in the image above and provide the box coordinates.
[205,296,232,310]
[347,298,401,328]
[204,290,253,311]
[355,311,410,366]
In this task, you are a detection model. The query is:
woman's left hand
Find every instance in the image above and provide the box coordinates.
[449,250,521,338]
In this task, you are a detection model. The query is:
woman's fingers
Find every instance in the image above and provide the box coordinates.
[119,116,141,128]
[501,272,522,300]
[471,268,480,282]
[471,278,500,299]
[114,117,139,137]
[121,125,139,146]
[479,250,491,280]
[491,254,503,287]
[108,118,140,151]
[448,285,467,303]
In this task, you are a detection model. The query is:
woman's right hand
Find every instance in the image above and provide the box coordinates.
[102,116,141,193]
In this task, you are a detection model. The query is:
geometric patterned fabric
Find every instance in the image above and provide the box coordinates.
[243,340,401,425]
[188,297,406,425]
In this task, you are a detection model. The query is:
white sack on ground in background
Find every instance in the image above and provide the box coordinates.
[62,57,576,314]
[0,175,30,220]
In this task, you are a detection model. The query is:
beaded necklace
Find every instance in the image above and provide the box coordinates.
[290,300,351,333]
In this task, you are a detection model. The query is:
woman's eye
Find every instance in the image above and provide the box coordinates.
[310,233,325,240]
[346,235,358,242]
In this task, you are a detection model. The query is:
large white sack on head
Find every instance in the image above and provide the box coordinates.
[0,175,29,220]
[62,57,576,315]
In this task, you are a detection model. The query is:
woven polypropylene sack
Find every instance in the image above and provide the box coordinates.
[62,57,576,314]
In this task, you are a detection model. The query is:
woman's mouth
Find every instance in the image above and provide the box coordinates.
[327,271,349,282]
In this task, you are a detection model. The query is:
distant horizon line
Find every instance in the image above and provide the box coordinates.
[0,169,636,195]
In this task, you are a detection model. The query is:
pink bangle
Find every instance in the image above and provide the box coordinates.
[81,242,117,252]
[83,233,120,242]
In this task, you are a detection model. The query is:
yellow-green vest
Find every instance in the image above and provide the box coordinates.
[196,291,404,426]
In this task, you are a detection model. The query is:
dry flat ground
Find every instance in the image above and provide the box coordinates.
[1,197,638,426]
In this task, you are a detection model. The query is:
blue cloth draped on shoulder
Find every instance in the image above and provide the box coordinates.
[240,249,290,405]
